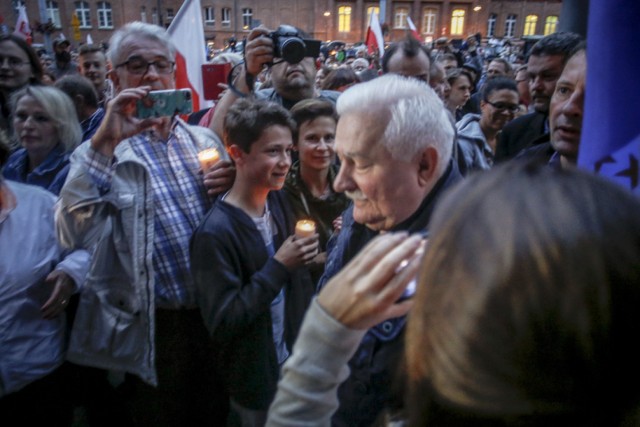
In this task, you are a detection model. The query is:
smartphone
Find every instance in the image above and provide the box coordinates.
[136,89,193,118]
[202,63,231,100]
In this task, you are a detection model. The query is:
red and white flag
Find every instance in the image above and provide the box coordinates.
[365,11,384,58]
[167,0,211,112]
[87,34,94,45]
[406,16,422,42]
[13,6,32,44]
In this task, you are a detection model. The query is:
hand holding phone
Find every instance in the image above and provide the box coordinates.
[136,89,193,118]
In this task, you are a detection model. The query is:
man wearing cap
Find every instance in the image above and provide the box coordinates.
[47,39,79,80]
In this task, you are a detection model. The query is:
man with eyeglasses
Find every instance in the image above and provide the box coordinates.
[56,22,230,425]
[456,77,520,175]
[495,32,582,162]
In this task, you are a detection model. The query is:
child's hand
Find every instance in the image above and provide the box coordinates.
[274,234,319,270]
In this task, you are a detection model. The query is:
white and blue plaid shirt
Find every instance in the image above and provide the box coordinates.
[86,122,211,308]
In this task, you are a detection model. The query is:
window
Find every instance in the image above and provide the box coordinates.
[76,1,91,28]
[242,8,252,30]
[166,8,174,23]
[338,6,351,32]
[366,6,379,25]
[505,14,517,38]
[12,0,26,12]
[524,15,538,36]
[46,1,61,28]
[394,7,408,29]
[450,9,465,35]
[97,1,113,29]
[152,7,158,25]
[204,7,215,26]
[422,8,437,35]
[221,7,231,27]
[487,13,496,37]
[544,15,558,35]
[140,6,147,23]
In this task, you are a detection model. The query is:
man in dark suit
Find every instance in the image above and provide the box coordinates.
[495,32,582,162]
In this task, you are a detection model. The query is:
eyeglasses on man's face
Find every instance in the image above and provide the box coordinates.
[115,56,175,75]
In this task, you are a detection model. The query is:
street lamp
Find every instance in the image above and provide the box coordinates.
[473,5,482,35]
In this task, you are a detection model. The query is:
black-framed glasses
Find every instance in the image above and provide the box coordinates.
[486,101,520,113]
[115,56,175,75]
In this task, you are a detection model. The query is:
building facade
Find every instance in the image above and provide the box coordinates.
[2,0,562,51]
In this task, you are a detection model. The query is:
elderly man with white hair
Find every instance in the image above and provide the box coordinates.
[268,73,462,426]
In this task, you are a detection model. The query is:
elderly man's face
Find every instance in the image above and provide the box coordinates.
[386,49,430,83]
[549,51,586,164]
[333,111,428,231]
[112,36,175,92]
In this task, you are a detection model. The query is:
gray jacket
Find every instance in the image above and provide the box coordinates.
[55,120,226,385]
[456,113,493,175]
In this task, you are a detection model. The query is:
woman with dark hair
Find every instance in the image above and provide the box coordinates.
[320,67,359,92]
[3,85,81,194]
[0,35,43,144]
[456,77,519,175]
[267,161,640,426]
[284,99,349,283]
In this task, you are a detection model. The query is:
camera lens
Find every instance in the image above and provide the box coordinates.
[280,37,306,64]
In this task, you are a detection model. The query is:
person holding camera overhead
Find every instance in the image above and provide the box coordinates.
[209,25,341,140]
[56,22,232,426]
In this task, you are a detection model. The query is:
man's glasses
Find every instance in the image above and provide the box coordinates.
[115,57,175,75]
[486,101,520,113]
[0,56,31,68]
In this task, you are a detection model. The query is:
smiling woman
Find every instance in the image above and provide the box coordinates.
[2,85,81,194]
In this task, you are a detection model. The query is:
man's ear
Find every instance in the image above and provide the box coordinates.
[418,146,439,187]
[228,144,244,164]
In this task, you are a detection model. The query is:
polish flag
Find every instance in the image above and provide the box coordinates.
[87,34,94,44]
[13,6,32,44]
[406,16,422,42]
[365,11,385,58]
[167,0,211,112]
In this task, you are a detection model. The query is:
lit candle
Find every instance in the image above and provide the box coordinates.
[198,148,220,171]
[295,220,316,239]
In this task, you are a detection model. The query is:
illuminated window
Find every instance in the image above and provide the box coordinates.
[97,2,113,29]
[524,15,538,36]
[203,7,215,26]
[394,7,408,29]
[166,8,174,24]
[451,9,465,35]
[242,8,252,30]
[487,13,496,37]
[221,7,231,27]
[338,6,351,32]
[76,1,91,28]
[366,6,379,25]
[422,8,437,34]
[46,1,61,28]
[544,15,558,35]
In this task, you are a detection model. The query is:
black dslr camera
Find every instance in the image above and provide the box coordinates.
[269,25,321,64]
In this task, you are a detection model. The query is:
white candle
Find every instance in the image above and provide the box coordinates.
[295,220,316,239]
[198,148,220,171]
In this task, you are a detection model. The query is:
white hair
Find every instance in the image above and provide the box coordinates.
[108,21,176,65]
[337,74,454,175]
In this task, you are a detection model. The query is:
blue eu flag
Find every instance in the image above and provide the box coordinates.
[579,0,640,195]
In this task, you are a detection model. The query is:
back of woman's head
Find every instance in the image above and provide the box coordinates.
[406,161,640,426]
[11,85,82,151]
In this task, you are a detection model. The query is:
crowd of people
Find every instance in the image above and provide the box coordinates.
[1,18,639,427]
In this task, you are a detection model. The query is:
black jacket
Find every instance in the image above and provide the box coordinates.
[191,191,315,409]
[495,111,548,162]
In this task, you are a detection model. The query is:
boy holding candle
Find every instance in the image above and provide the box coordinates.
[191,98,318,426]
